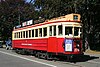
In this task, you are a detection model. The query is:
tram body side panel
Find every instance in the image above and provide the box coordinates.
[56,38,74,54]
[56,38,64,53]
[63,38,83,55]
[55,37,83,55]
[47,37,57,53]
[12,37,83,55]
[73,38,83,54]
[47,37,75,54]
[12,40,22,49]
[27,38,48,51]
[12,38,48,51]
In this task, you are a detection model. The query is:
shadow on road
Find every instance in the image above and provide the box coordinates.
[9,48,100,63]
[56,55,99,63]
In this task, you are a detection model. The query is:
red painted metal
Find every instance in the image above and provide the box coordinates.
[12,37,83,55]
[48,37,57,53]
[12,38,48,51]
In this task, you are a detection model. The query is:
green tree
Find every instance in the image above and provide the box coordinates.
[0,0,36,39]
[78,0,100,51]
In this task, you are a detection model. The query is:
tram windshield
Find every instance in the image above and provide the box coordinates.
[65,27,73,36]
[65,26,80,37]
[74,27,79,36]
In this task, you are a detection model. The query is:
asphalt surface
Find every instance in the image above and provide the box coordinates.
[0,48,100,67]
[0,49,55,67]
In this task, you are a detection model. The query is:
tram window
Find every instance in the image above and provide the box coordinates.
[53,25,56,36]
[43,27,47,37]
[74,15,78,20]
[15,33,17,38]
[17,32,18,38]
[18,32,19,38]
[17,32,19,38]
[74,27,79,36]
[23,31,25,38]
[21,32,22,38]
[32,29,34,37]
[14,33,16,38]
[65,27,72,36]
[35,29,38,37]
[29,30,31,37]
[16,33,17,38]
[49,26,52,36]
[58,25,62,35]
[26,31,28,38]
[80,28,82,37]
[39,28,42,37]
[19,32,20,38]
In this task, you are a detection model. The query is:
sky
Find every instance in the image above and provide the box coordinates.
[26,0,35,3]
[26,0,31,2]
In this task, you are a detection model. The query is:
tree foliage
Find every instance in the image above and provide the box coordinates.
[79,0,100,50]
[0,0,35,39]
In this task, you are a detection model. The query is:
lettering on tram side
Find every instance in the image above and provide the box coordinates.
[21,43,32,46]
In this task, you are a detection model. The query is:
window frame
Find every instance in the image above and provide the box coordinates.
[43,27,47,37]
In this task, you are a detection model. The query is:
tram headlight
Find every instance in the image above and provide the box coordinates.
[74,44,80,52]
[76,44,80,48]
[74,40,80,48]
[74,48,80,52]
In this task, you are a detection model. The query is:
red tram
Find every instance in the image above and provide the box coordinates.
[12,13,83,60]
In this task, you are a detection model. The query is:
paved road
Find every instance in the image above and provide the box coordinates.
[0,49,53,67]
[0,48,100,67]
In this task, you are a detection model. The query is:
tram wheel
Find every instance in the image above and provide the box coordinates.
[67,55,71,61]
[20,49,26,55]
[44,53,49,60]
[37,52,41,58]
[67,55,73,61]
